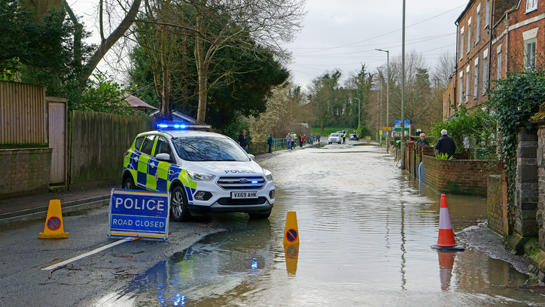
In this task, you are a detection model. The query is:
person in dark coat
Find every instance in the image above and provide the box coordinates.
[238,130,248,151]
[435,129,456,158]
[267,134,274,153]
[416,133,430,146]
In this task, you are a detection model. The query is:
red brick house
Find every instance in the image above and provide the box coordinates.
[444,0,545,118]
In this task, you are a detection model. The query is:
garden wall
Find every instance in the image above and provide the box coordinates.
[0,148,51,197]
[422,155,499,196]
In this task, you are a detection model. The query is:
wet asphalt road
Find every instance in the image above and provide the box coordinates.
[102,143,545,306]
[2,143,545,306]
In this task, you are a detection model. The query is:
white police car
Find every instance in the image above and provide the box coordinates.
[122,124,275,221]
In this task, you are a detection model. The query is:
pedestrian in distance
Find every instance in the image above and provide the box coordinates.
[299,134,303,148]
[286,133,293,150]
[343,131,347,144]
[267,133,274,153]
[238,130,249,151]
[435,129,456,158]
[416,132,430,146]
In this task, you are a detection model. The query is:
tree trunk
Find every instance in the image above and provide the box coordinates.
[195,16,208,124]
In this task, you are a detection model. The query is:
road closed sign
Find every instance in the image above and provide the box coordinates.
[108,189,170,241]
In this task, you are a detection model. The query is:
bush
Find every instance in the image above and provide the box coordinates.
[223,119,250,143]
[357,124,371,138]
[431,105,496,154]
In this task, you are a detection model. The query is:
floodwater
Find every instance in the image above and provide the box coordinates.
[114,144,545,306]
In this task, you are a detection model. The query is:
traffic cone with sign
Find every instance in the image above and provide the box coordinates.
[431,194,463,251]
[283,211,299,276]
[39,199,69,239]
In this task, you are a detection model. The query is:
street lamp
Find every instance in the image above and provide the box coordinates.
[400,0,406,169]
[375,48,390,153]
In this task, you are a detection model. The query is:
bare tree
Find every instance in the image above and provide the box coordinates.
[64,0,143,85]
[178,0,305,123]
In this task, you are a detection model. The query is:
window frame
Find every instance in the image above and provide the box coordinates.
[134,136,145,152]
[526,0,538,13]
[459,72,464,106]
[474,58,479,99]
[153,136,174,159]
[140,135,156,156]
[465,65,470,102]
[482,49,489,95]
[497,44,503,80]
[460,27,465,60]
[485,0,490,27]
[467,18,472,54]
[524,38,537,71]
[476,4,481,43]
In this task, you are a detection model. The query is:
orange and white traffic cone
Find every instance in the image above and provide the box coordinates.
[431,194,464,251]
[437,251,455,290]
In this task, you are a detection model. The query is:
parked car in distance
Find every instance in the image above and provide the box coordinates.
[328,133,342,144]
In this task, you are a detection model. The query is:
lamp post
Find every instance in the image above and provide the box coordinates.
[376,48,390,153]
[400,0,406,168]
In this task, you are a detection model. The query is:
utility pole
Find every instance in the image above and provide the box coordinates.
[400,0,406,169]
[376,48,390,153]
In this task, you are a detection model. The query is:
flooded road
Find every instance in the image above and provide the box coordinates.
[115,145,545,306]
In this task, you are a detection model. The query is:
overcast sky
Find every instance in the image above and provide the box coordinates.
[70,0,470,88]
[282,0,469,87]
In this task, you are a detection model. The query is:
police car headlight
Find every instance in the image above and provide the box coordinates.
[187,170,215,181]
[264,169,273,181]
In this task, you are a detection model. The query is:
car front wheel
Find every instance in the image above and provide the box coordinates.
[122,174,136,189]
[171,185,191,222]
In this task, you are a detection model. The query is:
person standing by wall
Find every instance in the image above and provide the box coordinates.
[416,133,429,146]
[435,129,456,158]
[238,130,248,151]
[286,133,293,150]
[267,133,274,153]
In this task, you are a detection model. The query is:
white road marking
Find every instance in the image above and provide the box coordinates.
[41,237,138,271]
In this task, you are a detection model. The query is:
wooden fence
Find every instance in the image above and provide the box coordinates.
[69,111,152,187]
[0,81,47,145]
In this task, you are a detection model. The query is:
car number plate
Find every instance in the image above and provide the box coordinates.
[231,191,258,199]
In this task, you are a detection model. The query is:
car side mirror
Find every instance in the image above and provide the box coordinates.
[248,154,255,160]
[156,153,171,162]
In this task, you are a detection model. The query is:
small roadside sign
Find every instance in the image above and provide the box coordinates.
[108,189,170,241]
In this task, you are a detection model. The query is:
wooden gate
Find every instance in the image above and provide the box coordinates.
[47,97,67,185]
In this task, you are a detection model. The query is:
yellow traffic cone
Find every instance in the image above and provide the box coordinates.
[39,199,69,239]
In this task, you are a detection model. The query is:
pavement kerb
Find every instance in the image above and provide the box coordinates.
[0,195,110,227]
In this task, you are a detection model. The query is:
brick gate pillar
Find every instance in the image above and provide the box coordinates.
[515,128,538,237]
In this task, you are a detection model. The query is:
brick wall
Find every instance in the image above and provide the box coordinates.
[515,128,538,237]
[537,126,545,249]
[0,148,51,197]
[422,155,499,196]
[487,175,509,235]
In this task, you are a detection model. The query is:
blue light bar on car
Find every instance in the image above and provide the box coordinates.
[155,122,211,130]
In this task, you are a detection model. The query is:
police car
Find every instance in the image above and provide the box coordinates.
[121,123,275,221]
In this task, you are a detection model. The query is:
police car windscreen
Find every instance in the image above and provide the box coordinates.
[172,137,249,161]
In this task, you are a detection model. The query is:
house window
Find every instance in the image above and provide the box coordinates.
[525,38,537,70]
[474,58,479,98]
[527,0,538,13]
[465,66,470,102]
[497,45,502,80]
[483,49,489,95]
[460,27,465,59]
[459,72,464,106]
[467,18,472,54]
[476,4,481,43]
[523,28,538,71]
[485,0,490,26]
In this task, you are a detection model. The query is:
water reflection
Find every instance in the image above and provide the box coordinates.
[284,244,299,277]
[437,251,456,291]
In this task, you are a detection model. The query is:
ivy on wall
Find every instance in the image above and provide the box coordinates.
[490,71,545,222]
